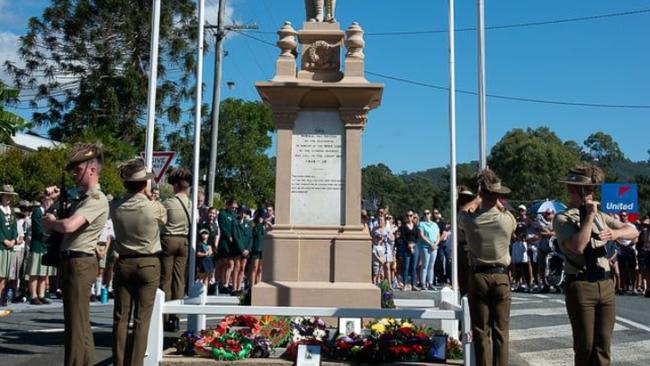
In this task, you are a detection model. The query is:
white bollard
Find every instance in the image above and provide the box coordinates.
[187,282,206,332]
[144,289,166,366]
[438,286,459,340]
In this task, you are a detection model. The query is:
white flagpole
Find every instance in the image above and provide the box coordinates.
[144,0,161,170]
[477,0,487,169]
[188,0,206,293]
[448,0,459,297]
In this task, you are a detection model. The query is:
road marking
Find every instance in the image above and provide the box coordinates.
[510,307,567,317]
[511,300,545,305]
[511,323,627,341]
[519,339,650,366]
[616,316,650,333]
[552,298,650,333]
[532,294,550,299]
[1,324,112,334]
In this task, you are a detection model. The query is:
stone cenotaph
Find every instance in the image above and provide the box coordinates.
[252,15,384,308]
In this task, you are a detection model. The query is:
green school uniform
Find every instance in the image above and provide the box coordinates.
[251,224,265,260]
[232,219,252,256]
[217,210,236,258]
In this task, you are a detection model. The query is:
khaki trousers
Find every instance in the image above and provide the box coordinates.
[468,272,511,366]
[112,256,160,366]
[565,278,616,366]
[61,256,98,366]
[159,236,188,301]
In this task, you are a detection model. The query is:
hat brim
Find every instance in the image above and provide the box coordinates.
[558,180,599,186]
[123,172,155,182]
[0,192,18,196]
[487,186,511,195]
[458,190,475,197]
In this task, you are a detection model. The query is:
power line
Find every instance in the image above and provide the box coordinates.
[232,32,650,109]
[244,8,650,36]
[366,71,650,109]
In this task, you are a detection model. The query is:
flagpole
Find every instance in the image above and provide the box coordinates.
[188,0,205,296]
[144,0,161,170]
[448,0,459,298]
[477,0,487,169]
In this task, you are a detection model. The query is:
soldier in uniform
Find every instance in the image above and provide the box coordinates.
[111,158,166,366]
[159,167,192,331]
[456,186,475,298]
[460,169,516,366]
[553,164,638,366]
[43,143,109,366]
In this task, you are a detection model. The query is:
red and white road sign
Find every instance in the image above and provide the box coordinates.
[140,151,176,184]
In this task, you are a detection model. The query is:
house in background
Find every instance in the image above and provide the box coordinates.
[0,131,62,154]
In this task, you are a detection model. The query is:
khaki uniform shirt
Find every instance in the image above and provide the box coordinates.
[553,208,617,275]
[61,185,109,254]
[460,206,517,267]
[111,193,167,256]
[160,193,191,236]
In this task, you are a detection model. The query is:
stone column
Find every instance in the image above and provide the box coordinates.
[271,108,298,225]
[340,108,368,227]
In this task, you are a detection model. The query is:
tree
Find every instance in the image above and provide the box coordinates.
[0,147,124,199]
[167,98,275,206]
[582,132,625,165]
[488,127,582,202]
[4,0,199,153]
[0,81,31,144]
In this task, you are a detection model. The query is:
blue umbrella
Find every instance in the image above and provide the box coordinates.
[529,200,567,214]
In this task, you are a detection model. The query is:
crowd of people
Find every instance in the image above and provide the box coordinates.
[362,194,650,299]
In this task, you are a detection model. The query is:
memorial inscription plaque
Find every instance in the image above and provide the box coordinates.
[291,111,345,225]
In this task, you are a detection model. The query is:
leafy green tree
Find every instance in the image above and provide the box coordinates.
[488,127,582,202]
[582,132,625,165]
[4,0,199,153]
[167,98,275,206]
[0,81,31,143]
[0,147,123,199]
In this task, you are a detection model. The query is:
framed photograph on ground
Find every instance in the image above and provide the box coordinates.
[338,317,362,335]
[428,334,448,363]
[297,344,322,366]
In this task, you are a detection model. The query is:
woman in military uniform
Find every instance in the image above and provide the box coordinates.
[111,158,166,366]
[554,164,638,366]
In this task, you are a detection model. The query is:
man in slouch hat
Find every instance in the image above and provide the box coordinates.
[43,143,109,366]
[460,169,517,366]
[159,167,192,331]
[553,164,638,366]
[111,158,166,366]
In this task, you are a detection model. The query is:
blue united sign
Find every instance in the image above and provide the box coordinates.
[601,183,638,213]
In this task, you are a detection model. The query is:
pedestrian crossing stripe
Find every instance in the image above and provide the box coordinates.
[519,339,650,366]
[510,323,628,341]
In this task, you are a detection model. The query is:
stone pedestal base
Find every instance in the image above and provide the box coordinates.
[252,281,379,308]
[251,227,380,308]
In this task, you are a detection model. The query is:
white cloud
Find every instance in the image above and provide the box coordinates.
[0,31,21,84]
[204,0,235,26]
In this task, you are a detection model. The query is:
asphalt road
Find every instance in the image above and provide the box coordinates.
[1,290,649,365]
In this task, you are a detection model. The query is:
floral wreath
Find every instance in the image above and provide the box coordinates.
[196,332,253,360]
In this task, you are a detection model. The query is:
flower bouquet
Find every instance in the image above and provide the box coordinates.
[175,331,201,356]
[281,317,329,362]
[259,316,292,348]
[378,279,396,309]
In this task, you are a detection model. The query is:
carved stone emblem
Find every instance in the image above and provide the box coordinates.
[303,40,339,71]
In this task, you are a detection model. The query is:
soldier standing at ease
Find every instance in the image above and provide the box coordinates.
[43,143,109,366]
[554,164,638,366]
[159,167,192,331]
[460,169,516,366]
[111,159,166,366]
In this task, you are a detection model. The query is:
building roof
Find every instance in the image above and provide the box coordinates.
[11,131,61,151]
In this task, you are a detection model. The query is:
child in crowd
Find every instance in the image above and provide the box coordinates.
[512,232,530,291]
[372,236,386,285]
[196,229,214,287]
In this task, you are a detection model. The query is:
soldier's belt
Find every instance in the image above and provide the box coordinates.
[60,250,94,260]
[566,271,611,283]
[472,266,507,274]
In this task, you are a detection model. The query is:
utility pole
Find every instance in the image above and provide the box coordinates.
[205,0,258,206]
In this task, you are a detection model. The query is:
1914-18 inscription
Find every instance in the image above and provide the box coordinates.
[291,111,345,225]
